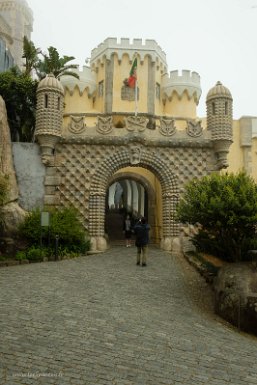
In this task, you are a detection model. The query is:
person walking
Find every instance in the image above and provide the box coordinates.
[134,217,150,266]
[124,214,132,247]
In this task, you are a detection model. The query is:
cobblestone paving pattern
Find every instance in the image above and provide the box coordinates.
[0,246,257,385]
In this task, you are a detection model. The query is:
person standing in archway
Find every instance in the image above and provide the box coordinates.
[134,217,150,266]
[124,214,132,247]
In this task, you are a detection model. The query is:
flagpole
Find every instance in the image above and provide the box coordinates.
[135,79,138,117]
[135,53,138,117]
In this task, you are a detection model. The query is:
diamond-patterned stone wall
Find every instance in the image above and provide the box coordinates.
[49,141,213,241]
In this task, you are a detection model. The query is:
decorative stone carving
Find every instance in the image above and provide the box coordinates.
[213,139,232,169]
[121,85,139,101]
[129,145,142,165]
[125,116,148,132]
[186,120,203,137]
[159,117,176,136]
[68,116,86,134]
[97,116,113,135]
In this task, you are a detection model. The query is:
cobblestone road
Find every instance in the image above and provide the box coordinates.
[0,246,257,385]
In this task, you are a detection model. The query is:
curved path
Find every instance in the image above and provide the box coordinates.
[0,246,257,385]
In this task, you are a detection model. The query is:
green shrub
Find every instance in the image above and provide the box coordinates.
[15,251,27,261]
[26,246,43,261]
[18,207,90,255]
[176,171,257,262]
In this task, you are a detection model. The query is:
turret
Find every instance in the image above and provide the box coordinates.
[206,81,233,169]
[162,70,201,119]
[35,74,64,164]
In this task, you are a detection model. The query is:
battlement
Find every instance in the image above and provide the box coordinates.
[169,70,201,85]
[162,70,202,103]
[60,65,97,96]
[91,37,167,67]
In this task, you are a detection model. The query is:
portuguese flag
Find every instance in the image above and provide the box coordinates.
[127,58,137,88]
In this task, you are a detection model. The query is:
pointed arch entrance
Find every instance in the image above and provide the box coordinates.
[89,144,179,252]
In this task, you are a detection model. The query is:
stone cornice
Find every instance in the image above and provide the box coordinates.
[59,133,212,148]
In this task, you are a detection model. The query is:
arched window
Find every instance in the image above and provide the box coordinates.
[225,101,228,115]
[44,94,48,108]
[57,97,60,110]
[212,102,216,115]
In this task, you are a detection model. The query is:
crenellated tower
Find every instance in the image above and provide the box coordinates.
[206,81,233,169]
[89,37,168,115]
[162,70,201,119]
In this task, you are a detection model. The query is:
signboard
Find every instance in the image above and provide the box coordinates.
[41,212,50,227]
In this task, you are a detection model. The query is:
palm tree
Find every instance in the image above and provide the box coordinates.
[36,46,79,80]
[22,36,41,76]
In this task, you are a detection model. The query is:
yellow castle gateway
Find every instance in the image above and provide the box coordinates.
[34,37,256,253]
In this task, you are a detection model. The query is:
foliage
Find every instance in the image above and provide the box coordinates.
[0,174,9,235]
[36,46,79,80]
[176,171,257,262]
[22,36,41,76]
[0,69,38,141]
[0,174,9,206]
[15,250,28,261]
[18,207,90,254]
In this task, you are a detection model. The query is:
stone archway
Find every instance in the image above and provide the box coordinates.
[106,171,158,242]
[89,144,179,252]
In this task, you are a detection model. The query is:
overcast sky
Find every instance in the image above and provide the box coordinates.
[27,0,257,119]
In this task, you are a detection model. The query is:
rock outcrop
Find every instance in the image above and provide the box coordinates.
[214,263,257,335]
[0,96,26,234]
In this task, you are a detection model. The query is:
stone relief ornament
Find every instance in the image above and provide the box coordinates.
[68,116,86,134]
[186,120,203,137]
[129,145,142,165]
[125,116,148,132]
[159,118,176,136]
[97,116,113,135]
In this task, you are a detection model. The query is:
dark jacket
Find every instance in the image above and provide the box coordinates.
[134,222,150,247]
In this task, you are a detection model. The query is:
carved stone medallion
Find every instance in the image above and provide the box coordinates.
[68,116,86,134]
[159,118,176,136]
[97,116,113,135]
[125,116,147,132]
[186,120,203,137]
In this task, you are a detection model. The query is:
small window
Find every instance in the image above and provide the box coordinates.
[212,102,216,115]
[45,94,48,108]
[156,82,160,100]
[57,96,60,110]
[225,101,228,115]
[98,81,104,97]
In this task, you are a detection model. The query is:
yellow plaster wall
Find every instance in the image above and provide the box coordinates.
[226,120,244,174]
[155,65,164,115]
[94,64,105,112]
[64,88,93,114]
[112,54,149,113]
[164,92,197,118]
[251,138,257,180]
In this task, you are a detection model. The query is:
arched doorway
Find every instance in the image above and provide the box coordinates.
[105,171,158,243]
[89,144,179,252]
